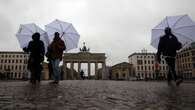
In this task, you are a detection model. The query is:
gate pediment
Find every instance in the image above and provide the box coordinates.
[63,52,106,62]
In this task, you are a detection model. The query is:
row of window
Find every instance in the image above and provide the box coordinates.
[177,57,191,63]
[0,54,28,58]
[137,60,165,65]
[177,63,192,70]
[0,65,27,71]
[137,55,154,59]
[0,59,28,64]
[137,65,168,71]
[177,52,190,58]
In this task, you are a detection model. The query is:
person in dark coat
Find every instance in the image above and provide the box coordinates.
[156,27,183,86]
[48,32,66,84]
[80,70,85,80]
[23,32,45,84]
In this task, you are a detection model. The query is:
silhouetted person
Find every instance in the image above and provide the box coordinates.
[23,32,45,84]
[48,32,65,84]
[156,27,183,86]
[80,70,85,80]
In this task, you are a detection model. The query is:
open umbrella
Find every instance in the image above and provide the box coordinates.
[16,23,49,51]
[45,19,80,51]
[151,14,195,49]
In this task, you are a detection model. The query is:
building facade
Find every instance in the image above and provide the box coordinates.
[176,43,195,79]
[0,51,50,80]
[128,51,168,80]
[0,51,29,80]
[111,62,135,80]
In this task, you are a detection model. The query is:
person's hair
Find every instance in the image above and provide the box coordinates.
[164,27,172,35]
[54,32,60,40]
[32,32,40,40]
[54,32,60,37]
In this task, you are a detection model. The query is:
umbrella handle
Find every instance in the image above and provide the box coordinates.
[61,32,65,38]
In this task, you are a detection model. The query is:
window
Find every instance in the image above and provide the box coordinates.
[141,66,143,70]
[163,66,165,70]
[137,60,143,65]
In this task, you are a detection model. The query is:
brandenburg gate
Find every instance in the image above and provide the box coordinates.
[62,43,106,80]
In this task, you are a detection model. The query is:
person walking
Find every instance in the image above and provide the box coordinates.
[80,70,85,80]
[48,32,66,84]
[156,27,183,86]
[23,32,45,84]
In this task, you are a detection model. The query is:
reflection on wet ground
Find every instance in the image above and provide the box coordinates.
[0,80,195,110]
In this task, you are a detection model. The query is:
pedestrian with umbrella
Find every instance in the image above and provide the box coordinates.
[47,32,65,84]
[16,23,47,84]
[156,27,182,86]
[45,19,80,83]
[151,15,195,86]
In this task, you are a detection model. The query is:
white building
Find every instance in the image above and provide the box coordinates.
[128,51,168,80]
[0,51,29,80]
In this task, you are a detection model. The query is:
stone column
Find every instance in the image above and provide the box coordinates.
[95,62,98,79]
[88,62,91,79]
[70,62,74,79]
[78,62,81,79]
[78,62,81,73]
[63,62,67,80]
[102,62,106,80]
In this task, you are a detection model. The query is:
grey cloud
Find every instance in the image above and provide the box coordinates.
[0,0,195,65]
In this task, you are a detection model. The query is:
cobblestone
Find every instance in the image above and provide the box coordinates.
[0,80,195,110]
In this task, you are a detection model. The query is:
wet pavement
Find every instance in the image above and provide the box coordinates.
[0,80,195,110]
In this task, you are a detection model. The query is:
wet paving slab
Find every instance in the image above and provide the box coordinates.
[0,80,195,110]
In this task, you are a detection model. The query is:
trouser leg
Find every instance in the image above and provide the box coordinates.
[166,58,177,81]
[30,69,36,83]
[51,59,60,81]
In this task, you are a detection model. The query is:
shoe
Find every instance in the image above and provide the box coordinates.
[176,79,183,86]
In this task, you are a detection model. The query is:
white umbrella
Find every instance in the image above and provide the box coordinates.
[45,19,80,51]
[16,23,49,51]
[151,14,195,49]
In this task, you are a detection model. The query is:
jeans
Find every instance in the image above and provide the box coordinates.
[51,59,60,81]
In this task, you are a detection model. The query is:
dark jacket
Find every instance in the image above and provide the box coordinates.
[25,40,45,63]
[49,38,65,60]
[157,34,182,61]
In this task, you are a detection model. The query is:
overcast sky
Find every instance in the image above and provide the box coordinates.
[0,0,195,65]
